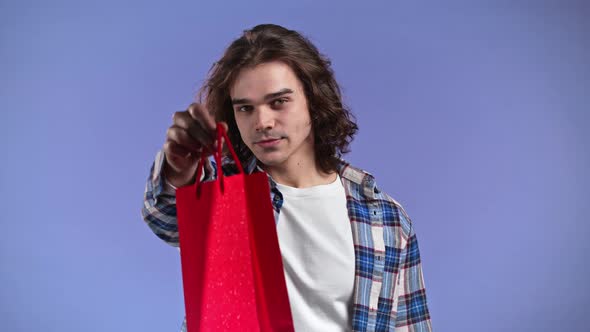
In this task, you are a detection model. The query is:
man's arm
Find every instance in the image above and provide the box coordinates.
[142,103,226,246]
[141,149,182,247]
[394,220,433,331]
[140,149,213,247]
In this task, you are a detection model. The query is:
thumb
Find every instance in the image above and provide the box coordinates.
[218,121,229,132]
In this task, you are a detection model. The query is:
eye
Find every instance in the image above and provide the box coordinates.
[236,105,253,112]
[271,98,288,107]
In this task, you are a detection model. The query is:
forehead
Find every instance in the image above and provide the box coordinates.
[230,61,303,98]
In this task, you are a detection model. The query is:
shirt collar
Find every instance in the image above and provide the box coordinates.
[242,157,377,195]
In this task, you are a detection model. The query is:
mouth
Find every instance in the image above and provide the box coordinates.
[255,138,283,148]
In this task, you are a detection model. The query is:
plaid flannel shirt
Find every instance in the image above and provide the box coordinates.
[141,149,433,331]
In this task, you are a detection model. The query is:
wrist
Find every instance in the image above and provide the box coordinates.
[163,162,198,188]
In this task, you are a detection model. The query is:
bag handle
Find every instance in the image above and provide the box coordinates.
[195,123,244,195]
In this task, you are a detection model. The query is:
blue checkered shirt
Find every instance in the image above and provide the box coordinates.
[141,149,433,331]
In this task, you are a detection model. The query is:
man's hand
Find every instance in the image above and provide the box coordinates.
[162,103,227,187]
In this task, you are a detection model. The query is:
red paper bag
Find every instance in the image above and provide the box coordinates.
[176,123,294,332]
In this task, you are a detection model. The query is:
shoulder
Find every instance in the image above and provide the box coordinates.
[338,159,414,236]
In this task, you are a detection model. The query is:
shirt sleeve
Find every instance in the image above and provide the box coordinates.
[140,149,211,247]
[394,221,433,331]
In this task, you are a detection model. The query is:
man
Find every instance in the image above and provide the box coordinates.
[142,24,432,331]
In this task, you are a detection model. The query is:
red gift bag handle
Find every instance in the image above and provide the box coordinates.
[195,123,244,195]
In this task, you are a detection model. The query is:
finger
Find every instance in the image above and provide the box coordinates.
[172,111,193,130]
[166,125,203,153]
[163,140,198,173]
[172,111,213,146]
[186,123,216,148]
[187,103,216,135]
[164,139,194,159]
[172,111,214,146]
[219,121,228,132]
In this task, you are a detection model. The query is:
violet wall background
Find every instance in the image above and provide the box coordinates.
[1,1,588,331]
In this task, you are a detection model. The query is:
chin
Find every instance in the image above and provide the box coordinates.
[256,157,284,167]
[252,151,287,167]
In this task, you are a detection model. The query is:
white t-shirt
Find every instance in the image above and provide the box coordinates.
[275,174,355,332]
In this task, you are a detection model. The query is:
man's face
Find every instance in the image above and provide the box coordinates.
[230,61,314,169]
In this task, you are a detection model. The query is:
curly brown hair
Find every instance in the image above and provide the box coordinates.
[196,23,358,174]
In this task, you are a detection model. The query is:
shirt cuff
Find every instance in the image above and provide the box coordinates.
[160,152,209,195]
[162,175,178,194]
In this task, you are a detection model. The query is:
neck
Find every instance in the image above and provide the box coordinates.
[261,157,336,188]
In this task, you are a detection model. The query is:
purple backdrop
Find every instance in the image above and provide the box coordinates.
[1,1,588,331]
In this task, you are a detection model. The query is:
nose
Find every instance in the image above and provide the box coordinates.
[254,107,275,132]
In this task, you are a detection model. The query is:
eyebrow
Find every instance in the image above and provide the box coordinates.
[231,88,294,105]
